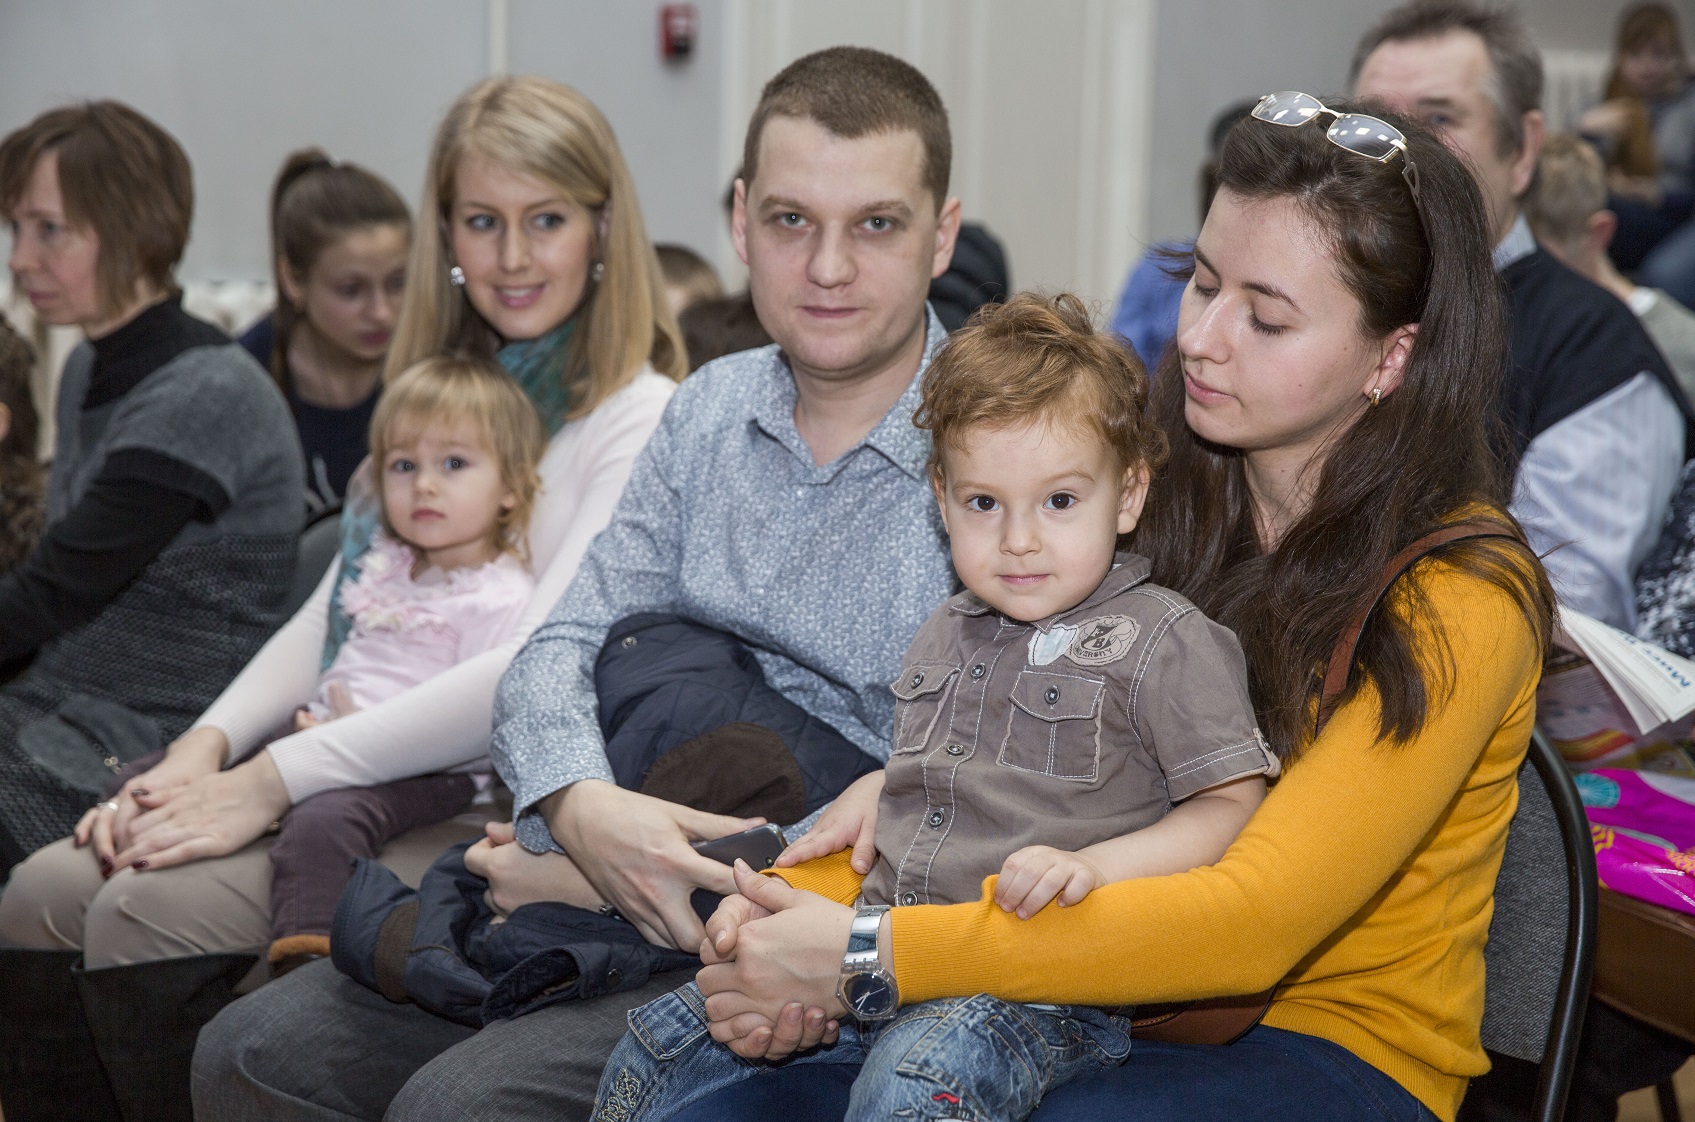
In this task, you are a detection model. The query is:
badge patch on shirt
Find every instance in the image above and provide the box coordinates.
[1067,615,1140,666]
[1028,624,1078,666]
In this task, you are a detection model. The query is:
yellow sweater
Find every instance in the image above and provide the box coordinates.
[777,561,1540,1121]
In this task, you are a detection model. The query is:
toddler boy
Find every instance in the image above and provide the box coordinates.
[593,292,1278,1122]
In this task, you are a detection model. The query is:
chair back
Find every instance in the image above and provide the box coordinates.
[1477,728,1598,1122]
[285,506,344,618]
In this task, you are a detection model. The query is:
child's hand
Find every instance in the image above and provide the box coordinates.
[776,770,884,874]
[294,684,359,732]
[993,846,1103,919]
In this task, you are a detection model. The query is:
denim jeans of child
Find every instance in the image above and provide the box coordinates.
[592,981,1134,1122]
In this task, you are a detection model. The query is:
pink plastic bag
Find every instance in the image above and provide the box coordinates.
[1576,768,1695,916]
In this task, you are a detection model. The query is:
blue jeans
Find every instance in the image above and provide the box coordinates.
[592,982,1133,1121]
[667,1023,1442,1122]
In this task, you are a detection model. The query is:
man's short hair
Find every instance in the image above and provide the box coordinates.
[0,101,192,316]
[1525,134,1607,248]
[914,293,1169,483]
[1351,0,1543,157]
[742,46,951,209]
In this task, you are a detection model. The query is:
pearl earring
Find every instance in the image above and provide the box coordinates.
[591,261,606,283]
[448,265,466,287]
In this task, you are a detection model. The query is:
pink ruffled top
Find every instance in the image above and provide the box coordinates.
[311,534,534,719]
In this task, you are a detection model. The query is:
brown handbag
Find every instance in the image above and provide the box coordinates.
[1128,519,1517,1045]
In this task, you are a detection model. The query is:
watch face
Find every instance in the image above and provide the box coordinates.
[841,972,897,1020]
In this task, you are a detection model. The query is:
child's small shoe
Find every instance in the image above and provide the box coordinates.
[268,934,332,979]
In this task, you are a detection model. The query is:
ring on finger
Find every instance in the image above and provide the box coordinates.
[98,800,120,813]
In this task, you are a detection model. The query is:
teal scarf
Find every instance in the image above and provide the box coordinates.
[499,316,579,435]
[318,316,580,668]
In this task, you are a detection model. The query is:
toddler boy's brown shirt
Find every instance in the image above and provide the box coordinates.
[862,551,1278,909]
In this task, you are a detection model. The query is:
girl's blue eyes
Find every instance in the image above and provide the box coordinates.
[464,212,566,231]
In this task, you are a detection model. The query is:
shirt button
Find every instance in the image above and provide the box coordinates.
[945,743,965,756]
[928,809,945,828]
[901,892,917,906]
[910,671,924,687]
[970,664,985,679]
[1045,686,1060,704]
[621,635,637,648]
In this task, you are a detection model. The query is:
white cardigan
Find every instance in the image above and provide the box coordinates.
[197,369,676,803]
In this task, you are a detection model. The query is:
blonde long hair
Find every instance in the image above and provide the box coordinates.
[388,76,686,417]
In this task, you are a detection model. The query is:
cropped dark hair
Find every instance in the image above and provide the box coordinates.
[743,47,951,209]
[267,148,411,389]
[1351,0,1543,157]
[0,312,38,483]
[0,101,193,315]
[1132,103,1553,759]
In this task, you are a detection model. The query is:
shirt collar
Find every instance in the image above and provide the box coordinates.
[949,551,1154,624]
[1492,212,1537,272]
[750,305,946,481]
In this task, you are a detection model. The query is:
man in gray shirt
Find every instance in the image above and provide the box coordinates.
[195,45,965,1122]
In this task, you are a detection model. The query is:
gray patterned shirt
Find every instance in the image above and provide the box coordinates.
[494,310,956,852]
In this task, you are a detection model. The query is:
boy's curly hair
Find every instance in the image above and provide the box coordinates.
[914,292,1168,484]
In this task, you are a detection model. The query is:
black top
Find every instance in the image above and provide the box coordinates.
[1500,248,1695,466]
[240,311,377,507]
[293,381,379,508]
[0,299,227,663]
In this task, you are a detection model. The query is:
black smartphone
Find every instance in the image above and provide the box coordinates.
[689,823,786,922]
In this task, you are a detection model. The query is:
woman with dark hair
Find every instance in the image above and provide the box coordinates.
[665,97,1554,1122]
[1579,3,1695,292]
[0,100,302,1119]
[241,149,411,510]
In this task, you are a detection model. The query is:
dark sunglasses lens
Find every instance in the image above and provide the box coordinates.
[1253,91,1325,126]
[1327,115,1406,160]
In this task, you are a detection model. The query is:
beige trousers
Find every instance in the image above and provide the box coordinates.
[0,807,498,990]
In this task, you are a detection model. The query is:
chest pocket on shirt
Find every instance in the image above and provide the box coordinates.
[890,662,960,753]
[1000,669,1105,782]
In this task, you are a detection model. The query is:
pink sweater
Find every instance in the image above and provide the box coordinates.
[196,370,675,800]
[309,535,533,721]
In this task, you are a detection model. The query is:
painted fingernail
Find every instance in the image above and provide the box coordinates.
[99,860,112,877]
[132,860,148,870]
[131,788,148,797]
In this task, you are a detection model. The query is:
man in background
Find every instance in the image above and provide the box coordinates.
[1355,0,1693,633]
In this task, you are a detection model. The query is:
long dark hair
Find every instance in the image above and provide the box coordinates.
[267,148,410,391]
[1133,102,1554,759]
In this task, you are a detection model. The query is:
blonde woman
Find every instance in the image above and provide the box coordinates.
[0,76,683,1121]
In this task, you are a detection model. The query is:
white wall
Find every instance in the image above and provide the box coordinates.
[0,0,730,284]
[0,0,489,281]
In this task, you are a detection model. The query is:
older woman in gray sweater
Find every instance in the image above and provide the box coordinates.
[0,101,301,1122]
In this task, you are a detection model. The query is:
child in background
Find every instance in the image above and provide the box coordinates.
[0,313,43,576]
[594,293,1277,1122]
[654,243,724,322]
[265,354,545,974]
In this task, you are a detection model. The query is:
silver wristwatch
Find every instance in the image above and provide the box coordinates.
[836,904,899,1022]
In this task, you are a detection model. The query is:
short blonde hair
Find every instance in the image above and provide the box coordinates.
[1526,134,1608,251]
[914,292,1168,484]
[369,355,547,564]
[388,76,686,418]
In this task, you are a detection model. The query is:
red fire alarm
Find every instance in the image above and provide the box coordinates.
[660,4,697,61]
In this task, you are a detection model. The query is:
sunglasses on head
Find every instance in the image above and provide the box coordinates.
[1250,91,1422,203]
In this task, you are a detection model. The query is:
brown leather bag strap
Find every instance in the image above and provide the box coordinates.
[1315,519,1520,735]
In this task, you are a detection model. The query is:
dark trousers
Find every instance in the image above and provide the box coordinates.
[269,772,476,940]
